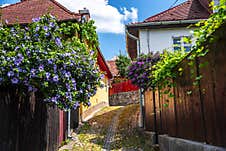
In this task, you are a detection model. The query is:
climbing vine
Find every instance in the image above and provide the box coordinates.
[80,20,99,51]
[0,14,101,110]
[188,2,226,84]
[152,50,186,87]
[151,2,226,89]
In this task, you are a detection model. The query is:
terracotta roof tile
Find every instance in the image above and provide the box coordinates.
[107,60,119,77]
[1,0,81,25]
[144,0,210,23]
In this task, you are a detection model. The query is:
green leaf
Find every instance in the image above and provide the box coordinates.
[186,90,192,95]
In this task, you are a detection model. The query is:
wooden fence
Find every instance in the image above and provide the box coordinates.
[144,27,226,147]
[110,80,139,95]
[0,87,79,151]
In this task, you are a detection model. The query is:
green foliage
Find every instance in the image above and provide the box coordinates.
[80,20,99,51]
[115,54,131,77]
[60,139,70,146]
[190,1,226,59]
[0,14,101,110]
[187,2,226,87]
[151,2,226,90]
[152,50,186,87]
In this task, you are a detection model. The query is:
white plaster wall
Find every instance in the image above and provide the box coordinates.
[139,27,196,54]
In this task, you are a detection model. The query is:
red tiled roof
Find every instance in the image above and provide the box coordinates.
[107,60,119,77]
[144,0,210,23]
[1,0,81,25]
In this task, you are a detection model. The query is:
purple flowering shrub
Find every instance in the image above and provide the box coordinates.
[127,53,160,90]
[0,15,101,110]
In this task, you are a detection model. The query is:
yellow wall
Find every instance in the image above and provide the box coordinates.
[89,77,109,107]
[80,75,109,120]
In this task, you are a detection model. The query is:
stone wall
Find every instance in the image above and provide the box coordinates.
[109,90,139,106]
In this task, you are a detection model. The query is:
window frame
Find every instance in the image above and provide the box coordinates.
[172,36,192,52]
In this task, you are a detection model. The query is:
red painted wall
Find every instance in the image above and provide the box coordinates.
[110,80,139,95]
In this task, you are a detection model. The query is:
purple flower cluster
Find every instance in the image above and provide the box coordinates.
[127,53,160,90]
[0,14,101,110]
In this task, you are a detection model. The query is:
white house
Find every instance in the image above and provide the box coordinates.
[125,0,211,59]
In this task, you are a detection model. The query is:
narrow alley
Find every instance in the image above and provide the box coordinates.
[59,104,158,151]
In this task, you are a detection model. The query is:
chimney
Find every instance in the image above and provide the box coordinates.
[79,8,90,23]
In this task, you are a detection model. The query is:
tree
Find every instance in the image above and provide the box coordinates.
[115,54,131,77]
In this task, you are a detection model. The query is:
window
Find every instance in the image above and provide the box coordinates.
[173,37,181,51]
[173,36,192,52]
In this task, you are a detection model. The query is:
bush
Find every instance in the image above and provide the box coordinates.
[0,15,102,110]
[115,54,131,77]
[127,53,160,90]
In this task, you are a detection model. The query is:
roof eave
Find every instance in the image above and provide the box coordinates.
[126,19,207,28]
[97,48,113,79]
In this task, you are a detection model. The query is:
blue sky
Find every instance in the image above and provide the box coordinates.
[1,0,186,60]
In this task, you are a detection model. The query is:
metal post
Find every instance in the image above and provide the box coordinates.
[68,109,71,138]
[152,89,158,144]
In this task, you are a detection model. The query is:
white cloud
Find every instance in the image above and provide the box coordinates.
[122,7,138,22]
[56,0,138,34]
[0,4,10,8]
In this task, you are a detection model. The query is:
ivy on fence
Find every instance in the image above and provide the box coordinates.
[127,2,226,95]
[153,2,226,87]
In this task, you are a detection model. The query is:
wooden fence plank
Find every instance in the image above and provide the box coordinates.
[0,89,64,151]
[155,90,163,135]
[213,41,226,147]
[199,51,218,145]
[144,90,154,131]
[174,60,205,142]
[143,25,226,148]
[159,83,176,137]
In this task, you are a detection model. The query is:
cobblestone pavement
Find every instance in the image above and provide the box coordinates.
[102,107,124,151]
[59,104,158,151]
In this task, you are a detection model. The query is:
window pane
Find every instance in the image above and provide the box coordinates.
[174,46,181,51]
[173,37,181,45]
[173,37,181,51]
[184,46,191,52]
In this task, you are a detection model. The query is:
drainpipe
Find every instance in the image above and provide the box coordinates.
[68,109,71,138]
[125,29,144,128]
